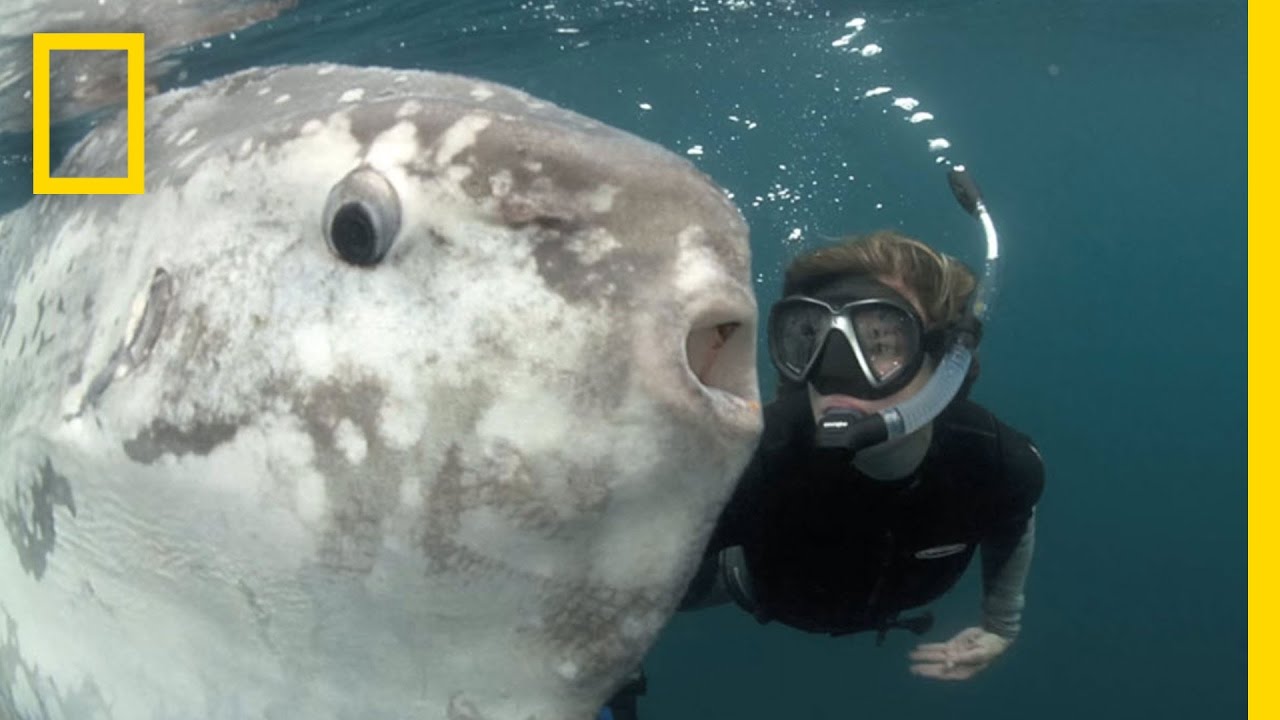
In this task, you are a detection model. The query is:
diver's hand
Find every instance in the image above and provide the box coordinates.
[908,627,1010,680]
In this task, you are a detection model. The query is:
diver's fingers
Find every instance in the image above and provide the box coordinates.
[908,644,953,662]
[910,661,983,681]
[943,663,983,680]
[909,662,947,679]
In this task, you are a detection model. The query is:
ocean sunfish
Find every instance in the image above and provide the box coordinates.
[0,64,761,719]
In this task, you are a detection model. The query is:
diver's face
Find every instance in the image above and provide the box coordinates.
[807,275,933,423]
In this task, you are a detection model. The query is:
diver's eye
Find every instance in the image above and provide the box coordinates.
[322,166,401,267]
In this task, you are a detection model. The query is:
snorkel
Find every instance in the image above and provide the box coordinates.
[815,167,1000,452]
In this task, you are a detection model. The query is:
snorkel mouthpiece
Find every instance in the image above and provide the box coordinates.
[815,408,888,453]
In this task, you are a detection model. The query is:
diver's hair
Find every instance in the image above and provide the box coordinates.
[782,229,977,329]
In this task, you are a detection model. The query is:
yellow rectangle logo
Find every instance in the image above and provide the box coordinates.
[31,32,145,195]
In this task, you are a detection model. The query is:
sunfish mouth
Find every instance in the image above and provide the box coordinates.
[686,312,755,405]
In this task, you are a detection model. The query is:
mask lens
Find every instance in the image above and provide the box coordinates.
[770,300,833,380]
[849,303,920,384]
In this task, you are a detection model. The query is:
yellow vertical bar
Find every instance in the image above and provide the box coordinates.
[1250,0,1271,717]
[125,32,145,193]
[31,34,51,194]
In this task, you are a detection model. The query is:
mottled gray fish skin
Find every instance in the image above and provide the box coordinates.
[0,63,761,719]
[0,0,298,133]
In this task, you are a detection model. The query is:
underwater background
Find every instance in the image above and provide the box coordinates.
[0,1,1246,718]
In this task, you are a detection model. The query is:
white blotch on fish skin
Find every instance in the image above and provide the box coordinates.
[236,138,255,158]
[274,94,291,104]
[864,86,892,98]
[395,100,423,119]
[908,112,935,124]
[257,86,272,96]
[317,64,337,75]
[584,184,619,213]
[474,390,579,468]
[175,150,204,170]
[366,121,420,169]
[469,86,494,101]
[671,225,723,296]
[893,97,920,111]
[175,128,198,147]
[686,145,704,156]
[555,661,580,681]
[489,169,513,198]
[860,44,883,57]
[334,418,368,465]
[340,88,365,103]
[445,164,473,186]
[523,160,543,173]
[300,119,324,135]
[293,325,335,379]
[434,114,492,167]
[565,228,621,265]
[928,138,951,151]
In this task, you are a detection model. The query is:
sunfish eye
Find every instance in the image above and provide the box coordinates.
[330,203,381,265]
[323,166,401,267]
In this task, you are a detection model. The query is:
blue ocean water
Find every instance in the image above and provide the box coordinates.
[0,1,1246,718]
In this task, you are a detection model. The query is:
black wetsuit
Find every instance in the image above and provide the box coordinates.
[693,391,1045,637]
[604,392,1044,717]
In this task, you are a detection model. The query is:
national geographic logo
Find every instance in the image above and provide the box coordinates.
[31,33,145,195]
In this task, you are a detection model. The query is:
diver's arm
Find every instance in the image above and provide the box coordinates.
[908,513,1034,681]
[979,422,1045,641]
[978,512,1036,641]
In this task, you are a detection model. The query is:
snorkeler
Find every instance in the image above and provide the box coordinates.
[687,228,1043,670]
[602,169,1044,720]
